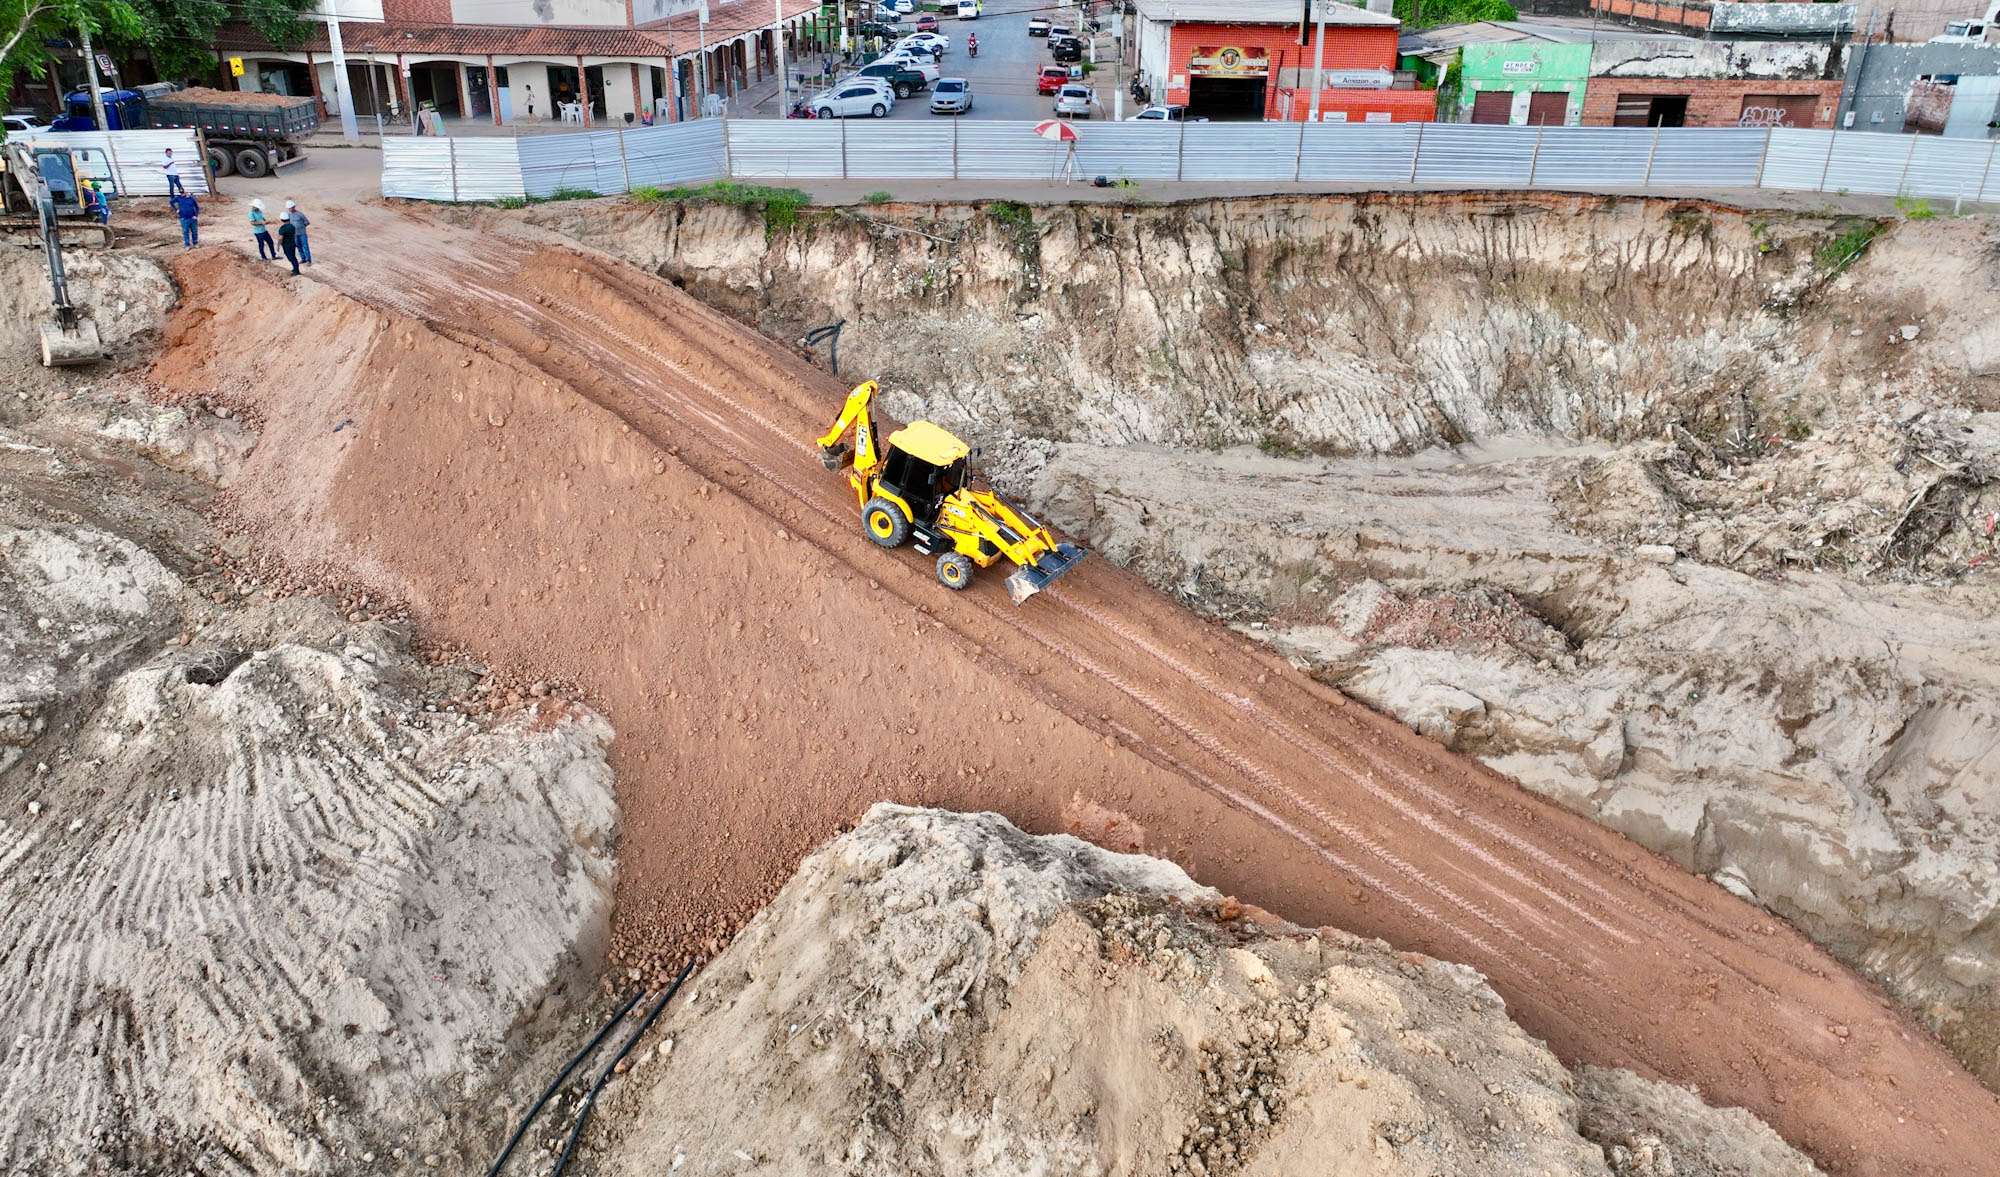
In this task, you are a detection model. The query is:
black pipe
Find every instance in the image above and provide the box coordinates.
[550,958,699,1177]
[805,319,845,375]
[484,986,645,1177]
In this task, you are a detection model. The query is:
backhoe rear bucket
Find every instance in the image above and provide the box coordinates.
[1004,543,1087,605]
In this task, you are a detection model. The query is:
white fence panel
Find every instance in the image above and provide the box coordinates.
[728,120,847,179]
[1414,125,1538,186]
[583,130,630,195]
[1822,132,1919,195]
[1760,129,1836,192]
[1642,128,1768,188]
[1901,136,1996,202]
[381,137,459,200]
[1527,127,1654,188]
[845,121,956,178]
[624,122,728,189]
[448,140,527,201]
[1180,122,1299,181]
[31,129,210,196]
[1298,124,1421,184]
[1068,122,1183,182]
[518,133,601,198]
[954,121,1069,180]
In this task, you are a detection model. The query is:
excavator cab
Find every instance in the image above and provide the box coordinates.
[817,381,1085,603]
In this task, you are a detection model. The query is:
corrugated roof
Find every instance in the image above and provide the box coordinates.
[1135,0,1401,28]
[216,0,816,59]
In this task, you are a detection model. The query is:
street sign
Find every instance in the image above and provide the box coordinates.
[229,56,245,77]
[95,53,117,76]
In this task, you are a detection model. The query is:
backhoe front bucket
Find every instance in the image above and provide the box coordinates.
[40,318,101,367]
[1004,542,1087,605]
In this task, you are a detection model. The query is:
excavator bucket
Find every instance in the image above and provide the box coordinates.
[1004,542,1087,605]
[40,318,100,367]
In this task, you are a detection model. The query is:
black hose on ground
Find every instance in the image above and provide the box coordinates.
[484,987,645,1177]
[550,957,699,1177]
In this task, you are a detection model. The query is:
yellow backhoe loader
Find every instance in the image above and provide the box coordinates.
[816,380,1086,604]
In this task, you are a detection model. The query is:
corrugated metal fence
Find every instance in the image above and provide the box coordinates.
[22,129,210,196]
[382,120,2000,205]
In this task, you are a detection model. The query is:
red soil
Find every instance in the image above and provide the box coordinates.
[148,206,2000,1177]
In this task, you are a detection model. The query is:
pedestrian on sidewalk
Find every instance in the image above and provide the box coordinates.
[284,200,312,264]
[162,147,185,197]
[171,191,199,247]
[277,216,301,274]
[249,199,277,259]
[524,83,536,119]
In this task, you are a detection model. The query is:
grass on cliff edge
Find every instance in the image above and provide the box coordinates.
[633,180,812,239]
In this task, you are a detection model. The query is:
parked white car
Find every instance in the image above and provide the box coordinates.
[930,78,973,114]
[897,31,950,53]
[957,0,982,17]
[1128,104,1204,122]
[881,51,943,82]
[814,81,895,119]
[1054,84,1095,119]
[2,113,49,139]
[884,0,916,11]
[1027,15,1051,35]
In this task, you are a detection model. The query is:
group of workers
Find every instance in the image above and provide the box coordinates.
[149,147,313,273]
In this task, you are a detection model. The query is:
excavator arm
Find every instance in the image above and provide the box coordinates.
[817,380,882,477]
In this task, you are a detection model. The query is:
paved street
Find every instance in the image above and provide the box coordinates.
[803,2,1136,123]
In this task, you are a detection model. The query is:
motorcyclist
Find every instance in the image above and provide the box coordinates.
[967,32,978,56]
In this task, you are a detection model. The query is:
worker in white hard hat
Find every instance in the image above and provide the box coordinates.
[248,199,276,260]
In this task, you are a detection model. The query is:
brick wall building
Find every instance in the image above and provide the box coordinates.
[1580,38,1845,128]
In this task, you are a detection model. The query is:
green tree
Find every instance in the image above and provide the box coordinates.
[1393,0,1517,29]
[121,0,316,81]
[0,1,140,92]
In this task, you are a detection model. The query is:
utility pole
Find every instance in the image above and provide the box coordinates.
[774,0,789,116]
[1307,0,1328,123]
[1112,7,1124,119]
[323,1,361,141]
[79,22,109,130]
[698,0,710,115]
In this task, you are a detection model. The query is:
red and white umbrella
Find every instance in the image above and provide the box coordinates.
[1032,119,1081,142]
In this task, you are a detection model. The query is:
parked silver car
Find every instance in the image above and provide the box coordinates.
[813,80,895,119]
[930,78,973,114]
[1053,84,1095,119]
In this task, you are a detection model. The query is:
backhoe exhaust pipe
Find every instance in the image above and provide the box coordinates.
[1004,543,1087,605]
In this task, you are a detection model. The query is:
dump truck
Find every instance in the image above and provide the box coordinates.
[817,380,1086,604]
[54,83,319,178]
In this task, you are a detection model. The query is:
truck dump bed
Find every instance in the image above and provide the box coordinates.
[142,90,320,140]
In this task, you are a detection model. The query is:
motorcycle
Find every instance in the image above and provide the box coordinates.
[1129,76,1149,106]
[788,97,818,119]
[967,36,978,57]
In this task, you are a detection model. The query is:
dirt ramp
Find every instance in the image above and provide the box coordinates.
[150,239,2000,1176]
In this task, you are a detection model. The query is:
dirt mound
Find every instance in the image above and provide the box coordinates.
[0,384,621,1175]
[144,221,2000,1175]
[588,805,1818,1177]
[171,85,301,107]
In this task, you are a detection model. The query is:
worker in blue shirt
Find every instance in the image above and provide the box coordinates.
[171,191,199,247]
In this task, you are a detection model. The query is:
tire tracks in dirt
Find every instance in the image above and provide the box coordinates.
[186,207,2000,1177]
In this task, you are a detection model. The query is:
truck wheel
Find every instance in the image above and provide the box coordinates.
[894,83,911,99]
[862,498,910,548]
[206,146,235,178]
[936,552,974,590]
[235,148,271,178]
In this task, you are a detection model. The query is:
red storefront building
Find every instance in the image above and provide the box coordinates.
[1133,0,1434,122]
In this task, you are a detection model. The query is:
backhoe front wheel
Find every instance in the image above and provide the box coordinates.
[862,498,910,548]
[937,552,974,590]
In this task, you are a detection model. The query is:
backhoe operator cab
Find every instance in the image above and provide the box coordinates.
[818,380,1086,603]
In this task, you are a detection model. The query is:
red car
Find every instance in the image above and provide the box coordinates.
[1036,65,1070,95]
[915,12,938,31]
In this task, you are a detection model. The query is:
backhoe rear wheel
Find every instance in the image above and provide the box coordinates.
[862,497,910,548]
[937,552,974,590]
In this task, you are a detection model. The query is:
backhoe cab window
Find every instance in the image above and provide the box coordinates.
[881,449,967,521]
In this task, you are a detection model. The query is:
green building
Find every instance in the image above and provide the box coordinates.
[1457,43,1591,125]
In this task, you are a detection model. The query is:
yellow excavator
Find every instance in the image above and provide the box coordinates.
[817,380,1086,604]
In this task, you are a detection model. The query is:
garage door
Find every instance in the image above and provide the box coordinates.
[1738,94,1815,128]
[1525,90,1569,125]
[1471,90,1514,125]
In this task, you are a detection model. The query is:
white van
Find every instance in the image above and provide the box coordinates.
[957,0,981,16]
